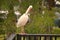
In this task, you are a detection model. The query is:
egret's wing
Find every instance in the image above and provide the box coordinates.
[28,17,31,22]
[16,14,29,27]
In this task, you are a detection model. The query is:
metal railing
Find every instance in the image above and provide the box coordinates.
[13,34,60,40]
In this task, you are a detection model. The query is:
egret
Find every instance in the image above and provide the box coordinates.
[16,5,33,34]
[14,11,21,22]
[14,6,21,21]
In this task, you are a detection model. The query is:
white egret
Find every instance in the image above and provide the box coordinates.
[16,5,33,34]
[0,10,8,16]
[0,10,8,19]
[14,11,21,22]
[14,6,21,21]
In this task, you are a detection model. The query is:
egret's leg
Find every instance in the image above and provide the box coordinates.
[20,26,25,40]
[20,26,25,34]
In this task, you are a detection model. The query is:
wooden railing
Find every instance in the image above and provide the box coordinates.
[13,34,60,40]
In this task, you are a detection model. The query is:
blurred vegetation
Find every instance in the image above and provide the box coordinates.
[0,0,60,35]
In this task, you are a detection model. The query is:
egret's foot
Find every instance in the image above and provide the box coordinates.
[18,32,27,35]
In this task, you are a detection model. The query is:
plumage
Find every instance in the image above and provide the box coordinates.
[16,5,33,28]
[16,14,29,27]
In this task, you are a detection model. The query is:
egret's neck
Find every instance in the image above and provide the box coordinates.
[55,0,57,2]
[25,13,30,16]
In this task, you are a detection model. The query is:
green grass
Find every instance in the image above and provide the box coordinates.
[0,35,5,40]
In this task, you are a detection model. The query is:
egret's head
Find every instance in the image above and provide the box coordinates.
[25,5,33,14]
[28,5,33,12]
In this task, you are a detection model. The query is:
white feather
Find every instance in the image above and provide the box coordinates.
[16,5,33,27]
[16,14,29,27]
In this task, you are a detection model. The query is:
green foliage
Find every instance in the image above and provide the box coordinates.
[0,0,19,34]
[0,0,60,34]
[52,28,60,34]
